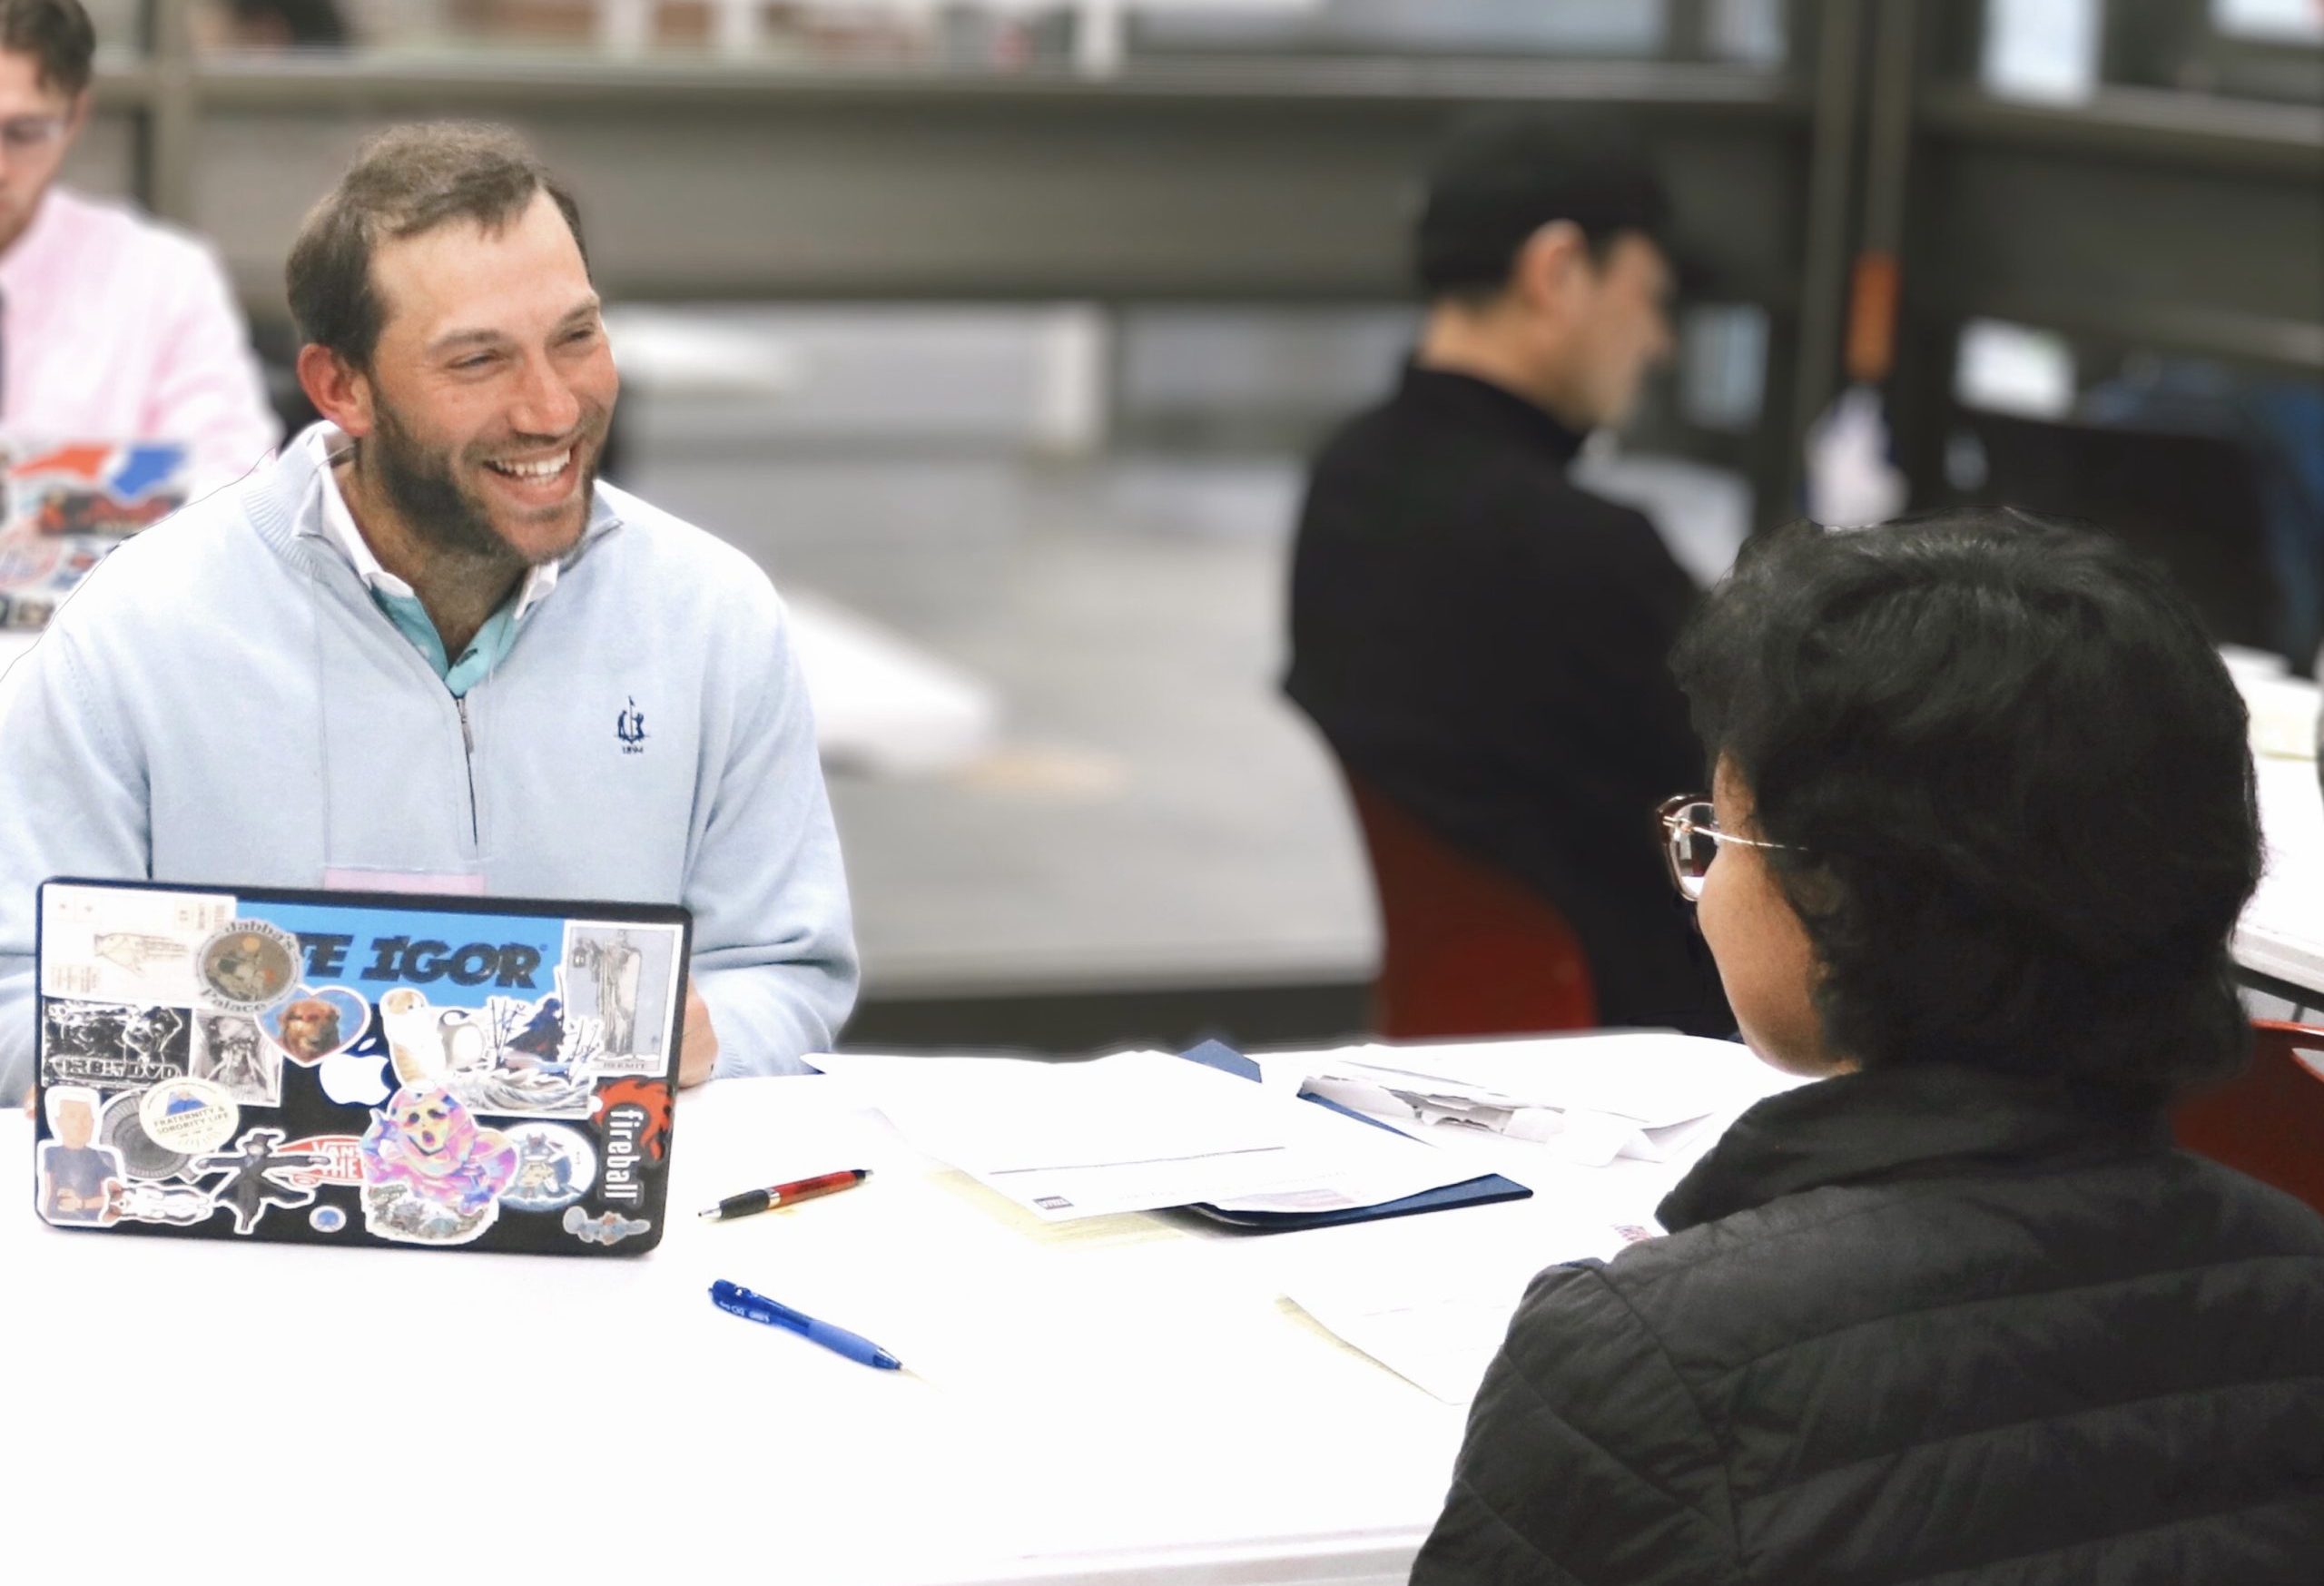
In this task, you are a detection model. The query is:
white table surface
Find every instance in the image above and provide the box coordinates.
[3,1052,1792,1585]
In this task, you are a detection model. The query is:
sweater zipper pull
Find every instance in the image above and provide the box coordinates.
[456,694,478,845]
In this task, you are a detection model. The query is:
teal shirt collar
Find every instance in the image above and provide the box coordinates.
[369,584,523,697]
[295,425,619,695]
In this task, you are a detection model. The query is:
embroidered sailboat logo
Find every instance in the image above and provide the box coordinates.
[615,696,647,754]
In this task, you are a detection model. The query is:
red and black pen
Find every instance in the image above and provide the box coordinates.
[698,1167,871,1222]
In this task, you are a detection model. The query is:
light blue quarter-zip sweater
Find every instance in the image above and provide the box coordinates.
[0,426,858,1102]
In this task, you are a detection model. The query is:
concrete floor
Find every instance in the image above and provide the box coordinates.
[622,446,1383,1023]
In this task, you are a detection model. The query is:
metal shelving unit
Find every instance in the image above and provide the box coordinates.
[85,2,2319,535]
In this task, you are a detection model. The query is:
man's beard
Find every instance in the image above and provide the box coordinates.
[366,399,597,568]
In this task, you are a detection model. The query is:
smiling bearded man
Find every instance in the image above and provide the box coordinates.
[0,123,859,1106]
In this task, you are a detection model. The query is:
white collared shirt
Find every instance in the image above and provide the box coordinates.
[304,424,560,624]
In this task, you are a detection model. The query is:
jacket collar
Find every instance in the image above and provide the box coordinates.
[1395,362,1588,468]
[1657,1063,2172,1234]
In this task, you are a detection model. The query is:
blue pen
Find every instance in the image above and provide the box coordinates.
[709,1279,904,1371]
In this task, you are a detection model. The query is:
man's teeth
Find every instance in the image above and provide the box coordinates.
[487,451,570,479]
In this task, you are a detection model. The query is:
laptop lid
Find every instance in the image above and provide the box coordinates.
[32,877,689,1256]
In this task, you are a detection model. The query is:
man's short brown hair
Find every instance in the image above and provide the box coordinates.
[285,122,587,369]
[0,0,96,96]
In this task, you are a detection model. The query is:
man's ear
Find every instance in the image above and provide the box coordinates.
[297,344,376,438]
[62,88,91,142]
[1510,220,1592,318]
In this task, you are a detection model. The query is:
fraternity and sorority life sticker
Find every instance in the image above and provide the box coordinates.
[195,921,302,1015]
[138,1078,240,1157]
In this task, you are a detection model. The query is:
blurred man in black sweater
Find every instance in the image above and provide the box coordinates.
[1285,118,1728,1035]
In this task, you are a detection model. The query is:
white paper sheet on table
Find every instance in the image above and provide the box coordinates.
[1287,1223,1658,1404]
[810,1049,1478,1221]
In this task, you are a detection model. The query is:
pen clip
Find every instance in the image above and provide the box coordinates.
[709,1280,803,1330]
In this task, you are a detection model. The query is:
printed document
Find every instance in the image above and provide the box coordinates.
[1261,1033,1804,1166]
[812,1049,1476,1221]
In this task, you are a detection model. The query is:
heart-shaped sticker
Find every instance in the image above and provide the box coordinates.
[261,985,373,1067]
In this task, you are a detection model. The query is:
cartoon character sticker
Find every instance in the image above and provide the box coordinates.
[261,986,370,1067]
[37,1087,125,1226]
[500,1124,597,1213]
[191,1010,280,1104]
[192,1129,326,1236]
[380,986,597,1118]
[114,1182,216,1226]
[359,1085,518,1246]
[40,1000,192,1090]
[564,1207,652,1247]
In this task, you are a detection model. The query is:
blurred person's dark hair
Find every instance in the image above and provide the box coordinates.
[1415,114,1674,303]
[286,121,586,369]
[229,0,350,48]
[1672,508,2261,1109]
[0,0,95,96]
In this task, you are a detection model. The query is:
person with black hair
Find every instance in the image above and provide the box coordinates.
[1414,509,2324,1585]
[1285,115,1726,1035]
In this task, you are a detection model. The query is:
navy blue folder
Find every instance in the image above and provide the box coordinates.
[1176,1039,1532,1229]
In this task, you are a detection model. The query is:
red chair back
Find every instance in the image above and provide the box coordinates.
[1341,773,1596,1040]
[2172,1020,2324,1213]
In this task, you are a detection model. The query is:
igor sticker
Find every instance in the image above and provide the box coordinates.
[359,1084,517,1246]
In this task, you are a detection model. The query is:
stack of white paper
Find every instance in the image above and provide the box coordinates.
[811,1049,1478,1222]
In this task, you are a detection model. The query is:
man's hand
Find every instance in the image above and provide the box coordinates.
[678,983,718,1088]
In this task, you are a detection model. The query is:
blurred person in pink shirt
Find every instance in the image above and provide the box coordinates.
[0,0,280,494]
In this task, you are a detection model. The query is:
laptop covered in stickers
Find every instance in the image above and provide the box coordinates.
[29,877,688,1256]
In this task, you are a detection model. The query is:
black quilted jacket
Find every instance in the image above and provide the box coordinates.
[1413,1064,2324,1585]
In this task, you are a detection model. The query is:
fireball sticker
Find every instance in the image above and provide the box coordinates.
[592,1079,673,1208]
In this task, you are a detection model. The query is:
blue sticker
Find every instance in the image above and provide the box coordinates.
[310,1205,347,1233]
